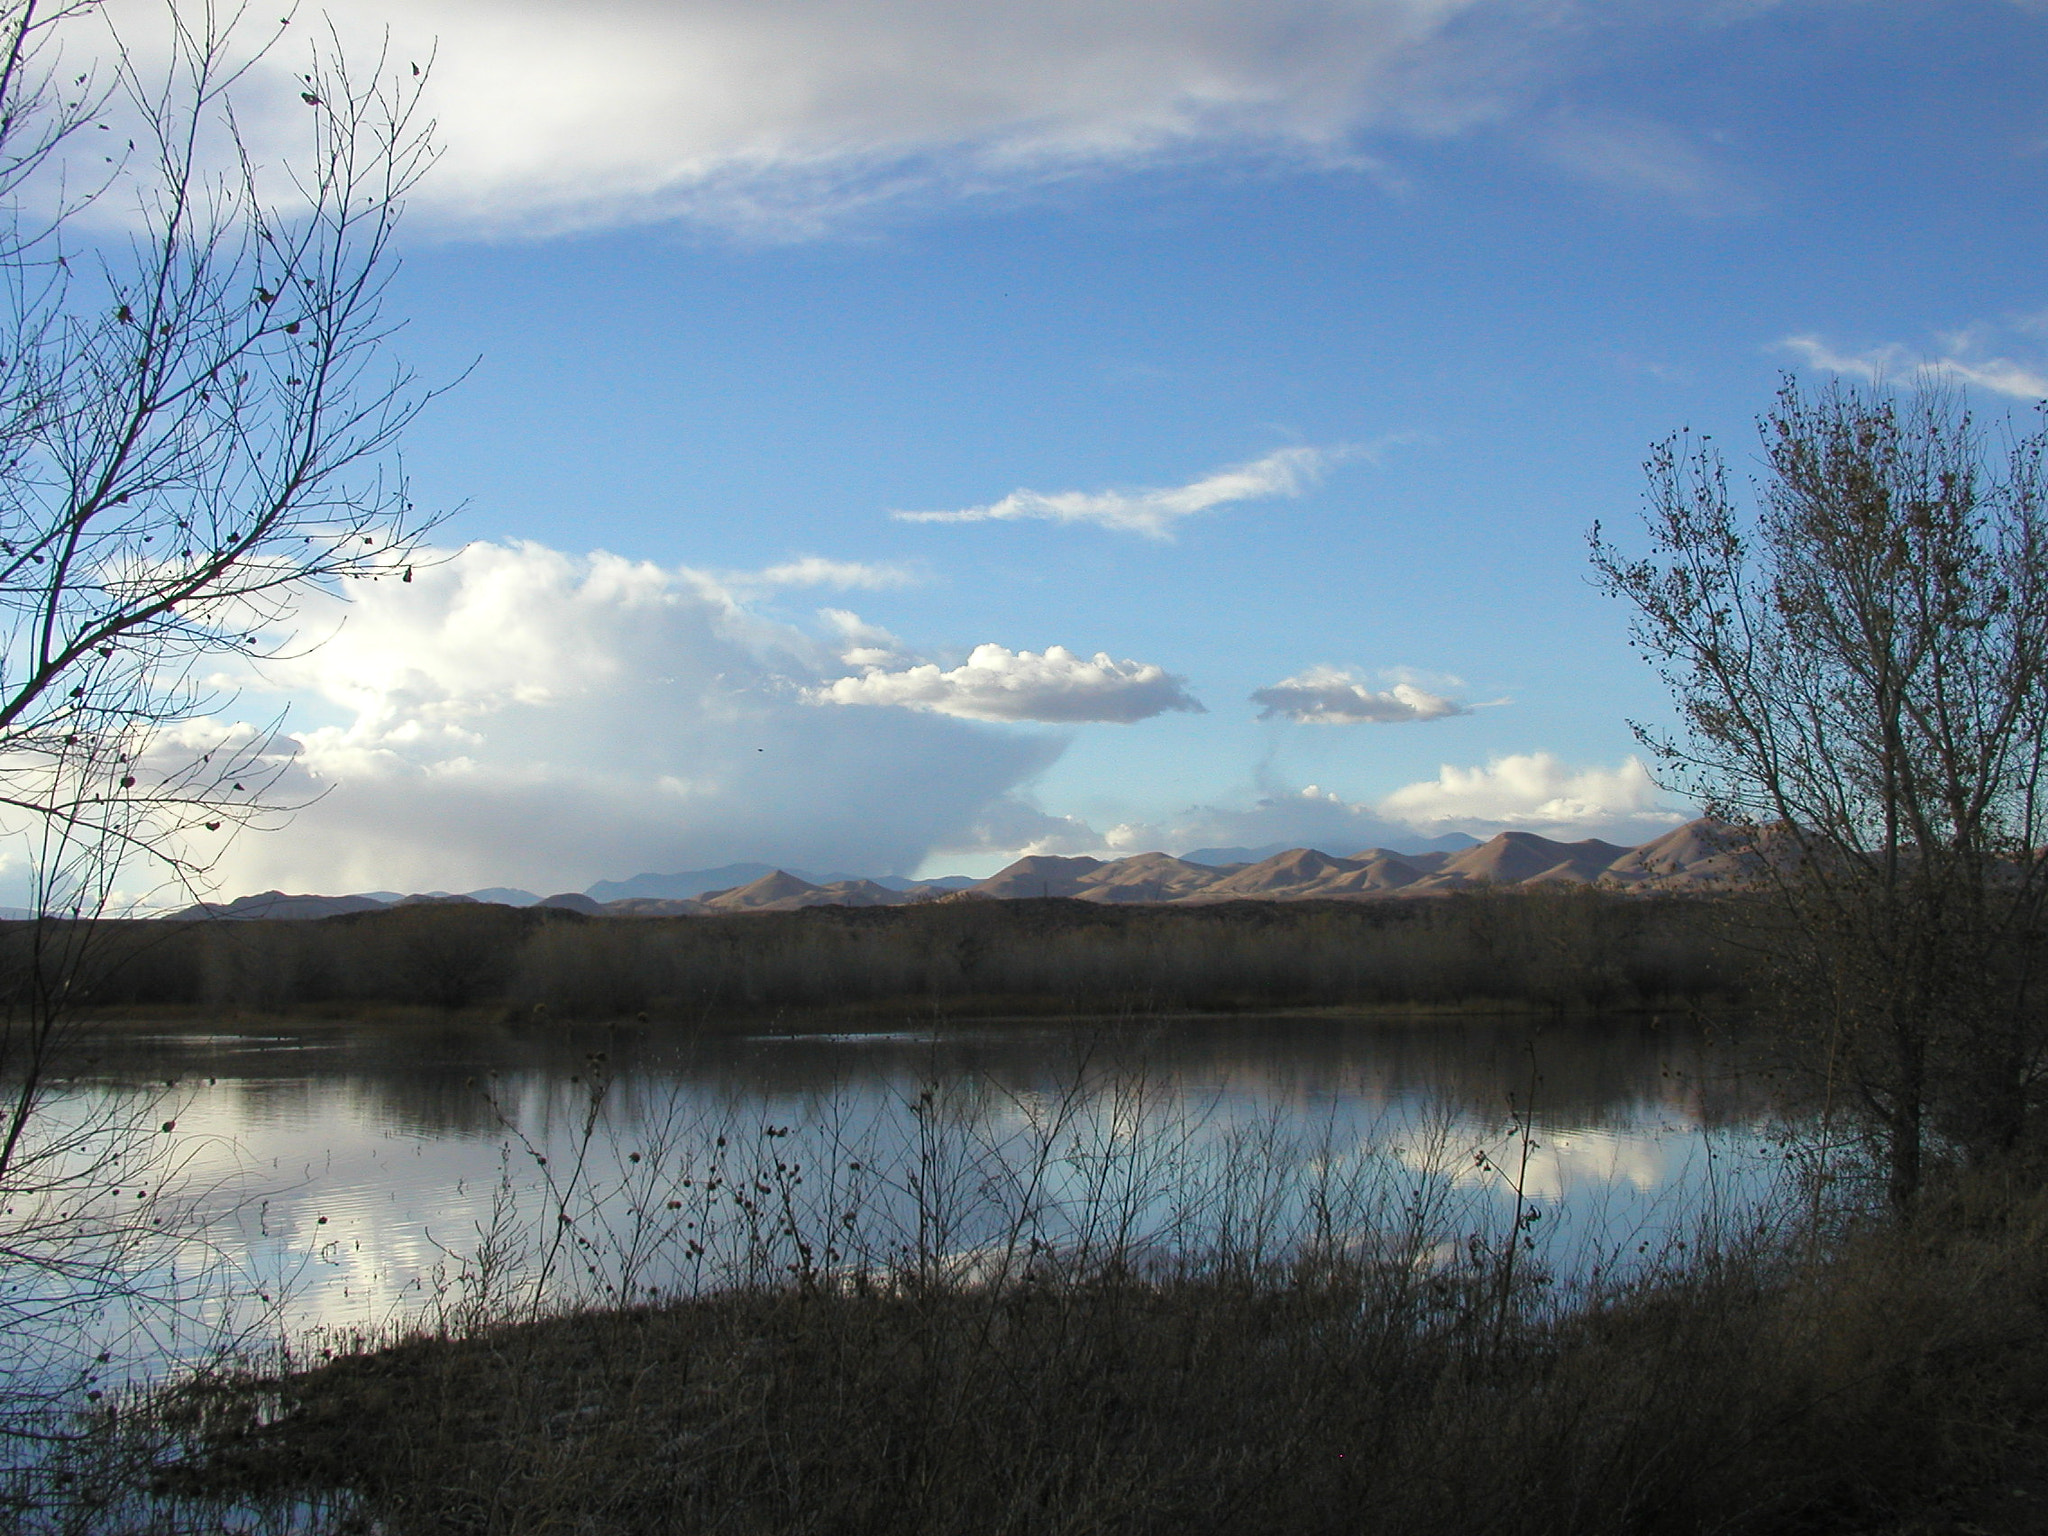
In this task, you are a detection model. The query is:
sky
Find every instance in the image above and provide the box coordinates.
[84,0,2048,896]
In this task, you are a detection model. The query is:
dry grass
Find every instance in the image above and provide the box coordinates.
[34,1066,2033,1536]
[13,1025,2046,1536]
[127,1166,2048,1536]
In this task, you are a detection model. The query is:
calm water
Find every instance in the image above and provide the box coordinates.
[15,1013,1792,1393]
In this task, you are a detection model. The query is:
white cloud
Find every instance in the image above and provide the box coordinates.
[1376,753,1683,839]
[811,643,1203,723]
[190,541,1073,895]
[935,796,1106,858]
[818,608,907,669]
[1781,329,2048,401]
[1252,665,1469,723]
[939,753,1690,867]
[894,446,1332,539]
[241,0,1531,237]
[70,1,1801,240]
[749,556,914,590]
[1110,783,1435,858]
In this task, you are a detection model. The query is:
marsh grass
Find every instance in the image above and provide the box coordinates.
[0,1059,307,1536]
[22,1056,2048,1536]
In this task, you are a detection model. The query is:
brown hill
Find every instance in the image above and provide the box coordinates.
[1200,848,1360,899]
[1316,853,1431,893]
[972,855,1107,900]
[168,890,391,921]
[1433,832,1632,888]
[1602,820,1760,886]
[190,818,1770,922]
[1073,852,1232,903]
[698,871,824,911]
[953,823,1733,907]
[742,878,907,912]
[1352,847,1452,874]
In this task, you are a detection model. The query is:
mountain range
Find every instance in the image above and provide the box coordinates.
[170,821,1756,921]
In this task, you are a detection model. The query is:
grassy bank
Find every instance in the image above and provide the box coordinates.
[79,1157,2048,1536]
[13,1039,2041,1536]
[25,889,1750,1025]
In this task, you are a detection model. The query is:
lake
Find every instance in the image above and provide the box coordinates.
[9,1011,1794,1398]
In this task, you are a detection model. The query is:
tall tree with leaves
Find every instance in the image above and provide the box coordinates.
[0,0,439,1441]
[1593,378,2048,1207]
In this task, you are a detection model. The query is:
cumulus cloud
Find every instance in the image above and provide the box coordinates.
[1781,328,2048,401]
[1095,755,1685,860]
[935,796,1106,858]
[1106,783,1435,859]
[1377,753,1683,839]
[189,541,1078,895]
[1251,665,1469,724]
[811,643,1203,723]
[894,447,1334,539]
[818,608,907,669]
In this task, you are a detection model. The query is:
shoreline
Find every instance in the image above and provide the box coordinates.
[46,994,1738,1039]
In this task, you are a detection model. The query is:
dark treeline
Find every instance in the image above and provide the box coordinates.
[20,889,1750,1021]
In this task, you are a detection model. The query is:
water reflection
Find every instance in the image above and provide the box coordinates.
[25,1013,1790,1386]
[69,1013,1777,1133]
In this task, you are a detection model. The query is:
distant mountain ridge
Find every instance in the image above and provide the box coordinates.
[164,821,1759,921]
[1179,832,1479,864]
[586,865,980,902]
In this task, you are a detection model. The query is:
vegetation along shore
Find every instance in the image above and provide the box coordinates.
[28,888,1748,1027]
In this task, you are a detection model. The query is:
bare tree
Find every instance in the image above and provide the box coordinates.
[0,0,440,1457]
[1592,377,2048,1207]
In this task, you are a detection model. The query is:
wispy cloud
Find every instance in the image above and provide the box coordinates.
[811,643,1203,723]
[1781,328,2048,401]
[894,446,1335,539]
[275,0,1530,237]
[1532,109,1755,216]
[1251,665,1469,724]
[749,556,914,590]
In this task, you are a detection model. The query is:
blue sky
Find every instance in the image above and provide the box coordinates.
[149,0,2048,895]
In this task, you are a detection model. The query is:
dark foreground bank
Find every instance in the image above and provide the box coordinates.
[24,889,1749,1022]
[61,1155,2048,1536]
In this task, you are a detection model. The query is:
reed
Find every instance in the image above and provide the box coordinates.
[29,1058,2048,1536]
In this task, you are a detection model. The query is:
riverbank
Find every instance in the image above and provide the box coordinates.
[52,992,1741,1036]
[21,889,1754,1024]
[80,1151,2048,1536]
